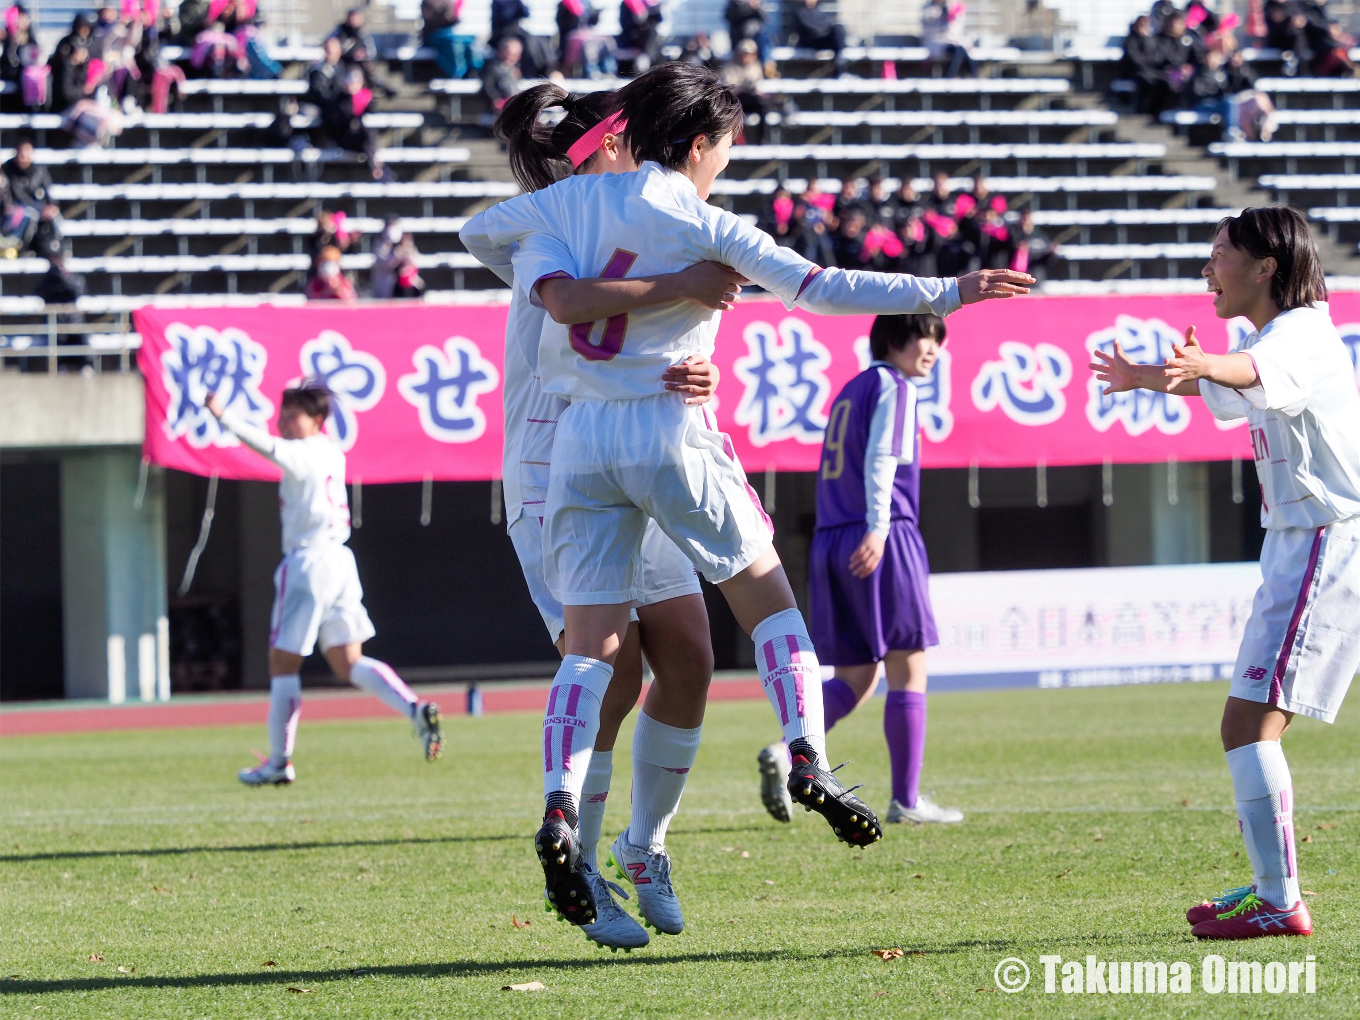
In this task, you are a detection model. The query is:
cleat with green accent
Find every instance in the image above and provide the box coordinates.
[1191,892,1312,939]
[535,810,596,926]
[238,760,295,786]
[787,755,883,847]
[1187,885,1253,926]
[608,831,684,935]
[579,869,649,951]
[414,701,443,762]
[757,743,793,822]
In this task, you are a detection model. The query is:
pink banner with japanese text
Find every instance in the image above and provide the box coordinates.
[135,293,1360,482]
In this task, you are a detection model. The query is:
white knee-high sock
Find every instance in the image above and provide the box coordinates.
[1226,740,1301,909]
[268,674,302,767]
[579,749,613,871]
[542,655,613,817]
[752,608,826,767]
[628,712,702,851]
[350,656,418,719]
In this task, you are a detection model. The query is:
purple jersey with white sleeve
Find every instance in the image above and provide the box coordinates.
[815,362,920,534]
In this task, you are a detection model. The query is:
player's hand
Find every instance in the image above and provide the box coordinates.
[1088,339,1144,395]
[957,268,1034,304]
[1161,325,1211,389]
[680,261,748,311]
[204,392,225,419]
[848,531,886,578]
[664,356,720,405]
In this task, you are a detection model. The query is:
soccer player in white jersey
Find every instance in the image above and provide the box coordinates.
[206,385,443,785]
[1093,207,1360,939]
[462,84,745,946]
[464,61,1033,927]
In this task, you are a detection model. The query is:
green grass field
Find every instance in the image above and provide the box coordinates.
[4,681,1360,1018]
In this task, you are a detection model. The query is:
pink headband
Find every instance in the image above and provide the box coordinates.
[567,113,626,168]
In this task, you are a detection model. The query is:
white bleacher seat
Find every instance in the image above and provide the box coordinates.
[1211,142,1360,157]
[756,77,1071,95]
[177,79,310,95]
[768,45,1024,62]
[58,216,469,238]
[0,289,525,314]
[3,146,469,166]
[727,142,1163,161]
[1255,77,1360,92]
[428,79,486,95]
[1056,243,1211,260]
[1167,109,1360,127]
[0,112,425,131]
[1259,174,1360,191]
[1307,207,1360,223]
[0,251,485,276]
[1063,46,1124,62]
[1029,208,1237,227]
[710,174,1216,196]
[160,44,323,63]
[49,179,517,202]
[776,110,1118,128]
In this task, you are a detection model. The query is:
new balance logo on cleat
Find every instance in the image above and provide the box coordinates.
[626,862,651,885]
[534,810,597,927]
[608,832,684,935]
[787,755,884,847]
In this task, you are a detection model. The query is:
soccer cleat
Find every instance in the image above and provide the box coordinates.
[787,755,883,847]
[414,701,443,762]
[757,743,793,823]
[1190,892,1312,939]
[607,832,684,935]
[885,795,964,825]
[1186,885,1254,926]
[237,760,295,786]
[578,868,650,951]
[535,810,596,926]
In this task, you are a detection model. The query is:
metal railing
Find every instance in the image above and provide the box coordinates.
[0,311,141,374]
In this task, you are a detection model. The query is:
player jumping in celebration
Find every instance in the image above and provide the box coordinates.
[206,385,443,786]
[758,314,964,827]
[1092,207,1360,939]
[463,61,1032,928]
[462,84,743,947]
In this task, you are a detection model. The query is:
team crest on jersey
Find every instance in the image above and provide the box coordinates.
[853,336,953,441]
[971,340,1072,426]
[733,317,833,446]
[292,331,387,451]
[159,322,273,448]
[1084,316,1193,436]
[398,336,500,443]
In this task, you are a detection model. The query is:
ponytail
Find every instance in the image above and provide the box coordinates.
[494,83,619,193]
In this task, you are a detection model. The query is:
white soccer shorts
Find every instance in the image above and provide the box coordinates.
[544,393,773,606]
[510,512,703,642]
[1230,516,1360,723]
[269,544,376,657]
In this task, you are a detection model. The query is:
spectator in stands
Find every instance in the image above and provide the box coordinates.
[323,65,388,181]
[725,0,772,69]
[802,176,835,216]
[617,0,662,71]
[423,0,480,79]
[306,245,357,301]
[490,0,554,76]
[49,15,93,110]
[3,131,62,259]
[34,250,84,307]
[371,215,425,299]
[832,207,866,267]
[865,175,893,224]
[1136,11,1199,115]
[1,5,38,95]
[310,209,358,263]
[889,178,922,227]
[1191,46,1276,139]
[1299,0,1356,76]
[679,31,720,68]
[482,34,522,111]
[558,0,615,77]
[893,206,930,274]
[1007,208,1055,281]
[832,176,865,224]
[762,184,802,247]
[1120,15,1161,112]
[330,8,390,96]
[796,202,835,266]
[308,36,345,108]
[721,39,768,144]
[922,0,975,78]
[789,0,844,67]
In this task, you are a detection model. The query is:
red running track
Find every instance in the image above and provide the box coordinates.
[0,677,766,737]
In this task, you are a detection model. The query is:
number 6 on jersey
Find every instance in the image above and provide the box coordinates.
[569,248,638,362]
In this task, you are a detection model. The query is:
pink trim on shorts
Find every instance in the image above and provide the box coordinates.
[269,560,289,647]
[1269,527,1324,705]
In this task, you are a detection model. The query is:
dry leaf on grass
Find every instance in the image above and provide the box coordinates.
[1303,890,1318,896]
[872,948,905,961]
[740,850,751,859]
[872,990,889,998]
[1053,869,1071,879]
[510,915,531,929]
[912,873,925,879]
[1318,823,1336,830]
[116,966,134,974]
[502,981,547,992]
[721,847,735,853]
[1303,835,1314,843]
[88,954,103,963]
[261,961,277,968]
[287,987,312,994]
[764,880,775,885]
[152,885,169,893]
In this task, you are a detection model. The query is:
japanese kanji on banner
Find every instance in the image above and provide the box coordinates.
[134,292,1360,483]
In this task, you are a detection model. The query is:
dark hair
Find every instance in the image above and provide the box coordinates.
[15,127,35,147]
[494,82,618,193]
[616,62,744,171]
[281,384,331,422]
[1215,206,1327,312]
[869,314,947,361]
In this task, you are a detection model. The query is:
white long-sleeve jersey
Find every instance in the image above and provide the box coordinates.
[219,409,351,552]
[465,161,961,401]
[865,364,918,539]
[1200,302,1360,530]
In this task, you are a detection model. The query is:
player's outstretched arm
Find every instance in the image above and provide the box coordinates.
[535,261,747,324]
[1089,338,1197,396]
[956,268,1036,304]
[205,392,284,462]
[1163,325,1259,391]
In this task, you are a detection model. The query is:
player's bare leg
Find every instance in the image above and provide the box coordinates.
[326,642,443,762]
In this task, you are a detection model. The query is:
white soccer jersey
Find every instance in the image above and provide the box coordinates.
[458,221,567,524]
[467,161,961,401]
[219,410,351,552]
[1200,303,1360,530]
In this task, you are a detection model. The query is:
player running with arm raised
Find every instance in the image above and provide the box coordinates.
[1092,206,1360,939]
[464,61,1032,929]
[206,384,443,785]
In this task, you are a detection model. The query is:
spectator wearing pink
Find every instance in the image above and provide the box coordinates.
[921,0,974,77]
[306,246,358,301]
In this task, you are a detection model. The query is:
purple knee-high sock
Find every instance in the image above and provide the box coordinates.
[885,690,928,808]
[821,677,859,732]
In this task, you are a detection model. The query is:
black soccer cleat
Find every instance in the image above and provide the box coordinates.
[534,810,597,926]
[787,755,884,847]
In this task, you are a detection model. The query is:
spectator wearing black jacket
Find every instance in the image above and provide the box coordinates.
[49,15,93,112]
[789,0,844,57]
[4,132,62,258]
[726,0,771,66]
[617,0,662,69]
[330,8,391,95]
[482,34,523,110]
[307,35,345,107]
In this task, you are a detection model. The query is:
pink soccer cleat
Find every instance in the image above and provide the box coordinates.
[1187,885,1253,926]
[1191,892,1312,939]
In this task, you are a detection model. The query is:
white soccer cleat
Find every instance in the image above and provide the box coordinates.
[414,701,443,762]
[607,832,684,935]
[886,795,963,825]
[579,869,650,952]
[757,742,793,823]
[237,760,296,786]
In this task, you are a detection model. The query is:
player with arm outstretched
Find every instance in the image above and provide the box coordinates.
[1092,206,1360,939]
[758,314,964,828]
[206,384,443,785]
[461,82,744,946]
[463,61,1032,929]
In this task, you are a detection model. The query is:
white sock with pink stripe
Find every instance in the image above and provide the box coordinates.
[752,608,826,768]
[350,656,419,719]
[1227,740,1301,909]
[542,655,613,818]
[268,674,302,767]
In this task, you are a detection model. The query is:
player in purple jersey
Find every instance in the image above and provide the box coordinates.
[758,314,963,826]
